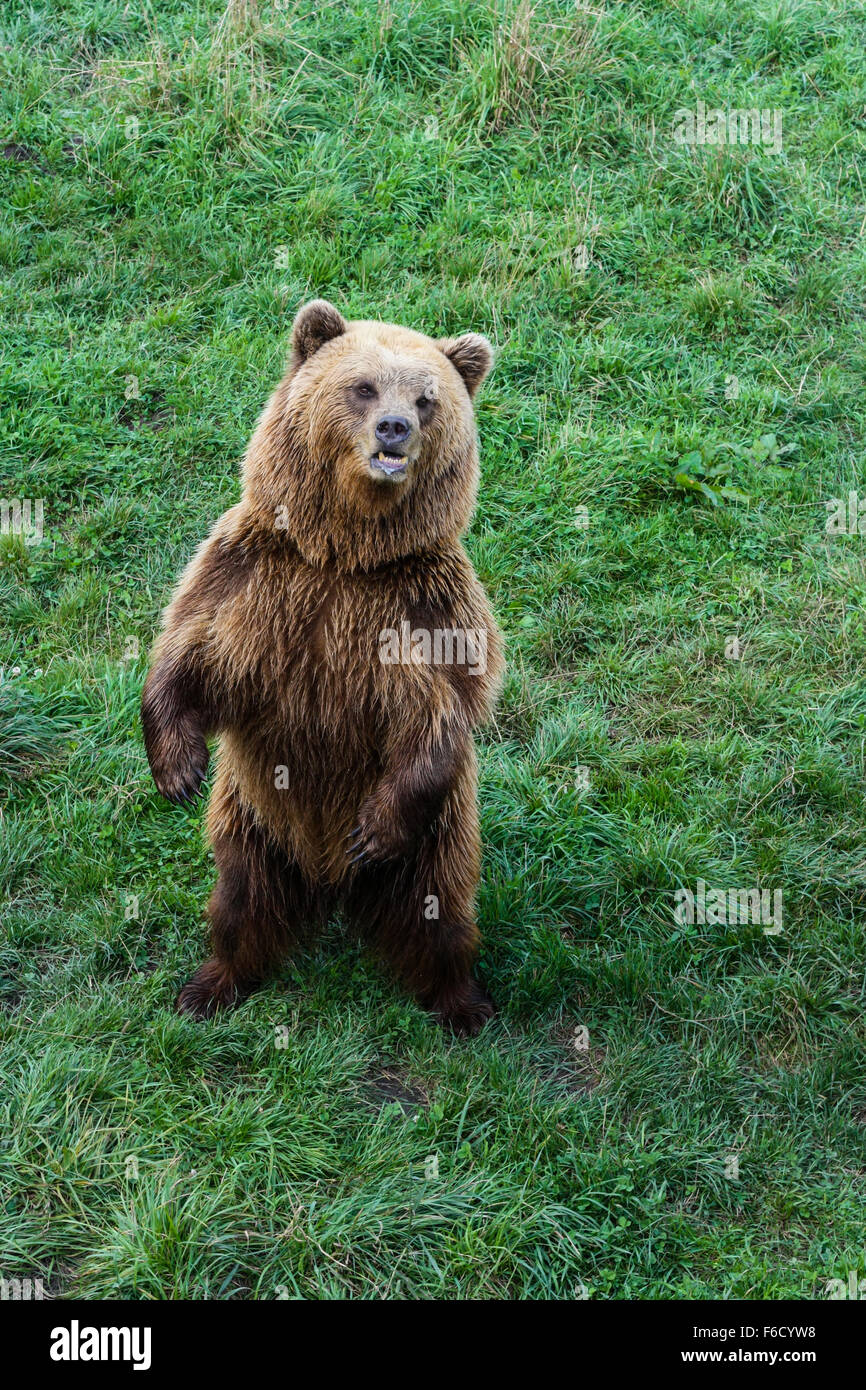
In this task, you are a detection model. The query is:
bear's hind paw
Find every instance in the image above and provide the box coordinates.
[176,959,249,1019]
[433,980,496,1038]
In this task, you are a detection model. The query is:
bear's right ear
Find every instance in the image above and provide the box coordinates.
[290,299,348,366]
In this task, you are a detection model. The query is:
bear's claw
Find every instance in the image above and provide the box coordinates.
[433,981,496,1037]
[176,959,247,1018]
[157,760,208,806]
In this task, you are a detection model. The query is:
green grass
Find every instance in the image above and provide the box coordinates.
[1,0,865,1299]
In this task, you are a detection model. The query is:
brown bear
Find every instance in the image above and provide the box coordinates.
[141,299,505,1035]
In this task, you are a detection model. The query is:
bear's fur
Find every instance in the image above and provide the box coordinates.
[141,300,504,1034]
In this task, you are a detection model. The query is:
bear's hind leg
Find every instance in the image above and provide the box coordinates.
[345,775,494,1036]
[348,858,494,1036]
[178,801,323,1019]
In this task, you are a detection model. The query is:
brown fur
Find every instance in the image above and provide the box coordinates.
[141,300,505,1034]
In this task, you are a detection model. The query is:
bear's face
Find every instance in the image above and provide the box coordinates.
[288,301,492,499]
[245,301,494,568]
[310,331,447,489]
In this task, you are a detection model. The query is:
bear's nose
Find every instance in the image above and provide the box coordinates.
[375,415,412,447]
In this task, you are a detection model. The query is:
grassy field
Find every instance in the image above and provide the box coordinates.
[1,0,865,1299]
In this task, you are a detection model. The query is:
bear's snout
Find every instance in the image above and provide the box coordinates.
[374,414,412,447]
[370,413,414,479]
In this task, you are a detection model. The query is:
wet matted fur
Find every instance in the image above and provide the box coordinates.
[141,300,505,1034]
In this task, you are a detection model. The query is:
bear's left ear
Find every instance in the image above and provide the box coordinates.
[291,299,348,365]
[437,332,494,398]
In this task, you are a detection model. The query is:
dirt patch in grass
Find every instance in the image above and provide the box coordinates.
[362,1066,429,1115]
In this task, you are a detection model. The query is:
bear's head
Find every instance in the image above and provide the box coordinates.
[243,300,493,569]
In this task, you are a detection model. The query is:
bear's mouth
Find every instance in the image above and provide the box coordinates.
[369,449,409,479]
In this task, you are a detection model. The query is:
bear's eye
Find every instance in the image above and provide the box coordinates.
[416,394,433,410]
[354,382,377,400]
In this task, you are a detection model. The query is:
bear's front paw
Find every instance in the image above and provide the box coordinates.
[345,796,409,866]
[148,728,209,806]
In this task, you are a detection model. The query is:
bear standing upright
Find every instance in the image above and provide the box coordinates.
[141,300,504,1035]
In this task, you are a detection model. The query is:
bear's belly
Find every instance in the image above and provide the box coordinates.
[212,567,436,878]
[215,653,391,881]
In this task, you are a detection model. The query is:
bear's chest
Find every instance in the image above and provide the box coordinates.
[227,567,435,732]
